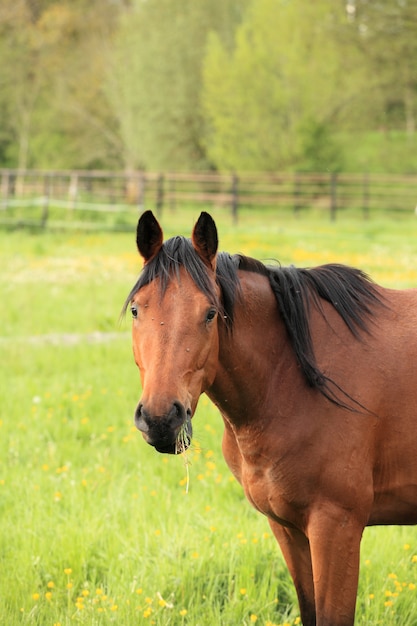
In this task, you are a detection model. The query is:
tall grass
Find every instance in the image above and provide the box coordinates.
[1,207,417,625]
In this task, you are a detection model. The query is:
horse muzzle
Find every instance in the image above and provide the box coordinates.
[134,400,192,454]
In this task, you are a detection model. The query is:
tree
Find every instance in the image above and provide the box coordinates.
[348,1,417,137]
[104,0,249,171]
[0,0,122,169]
[202,0,362,172]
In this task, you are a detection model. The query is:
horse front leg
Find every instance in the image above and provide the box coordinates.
[307,507,364,626]
[268,520,316,626]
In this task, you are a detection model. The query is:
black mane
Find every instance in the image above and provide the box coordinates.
[125,236,384,411]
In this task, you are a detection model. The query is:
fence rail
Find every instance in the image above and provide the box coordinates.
[1,169,417,229]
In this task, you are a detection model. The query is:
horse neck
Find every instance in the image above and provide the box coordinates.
[207,270,296,427]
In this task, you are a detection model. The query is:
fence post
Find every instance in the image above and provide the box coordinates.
[137,172,146,213]
[156,174,164,217]
[69,172,78,211]
[41,173,51,228]
[1,170,9,210]
[330,172,338,221]
[169,175,176,212]
[231,173,239,223]
[293,172,301,215]
[362,172,369,219]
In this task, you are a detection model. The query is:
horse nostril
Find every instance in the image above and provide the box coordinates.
[135,403,150,432]
[169,401,186,426]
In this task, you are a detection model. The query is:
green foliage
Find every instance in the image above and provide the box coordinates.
[202,0,354,171]
[104,0,248,171]
[0,0,120,170]
[1,1,417,173]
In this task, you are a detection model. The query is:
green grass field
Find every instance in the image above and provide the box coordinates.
[2,206,417,625]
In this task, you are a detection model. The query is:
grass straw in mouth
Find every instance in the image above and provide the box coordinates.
[176,423,191,493]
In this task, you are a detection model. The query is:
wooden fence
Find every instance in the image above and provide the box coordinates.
[1,169,417,229]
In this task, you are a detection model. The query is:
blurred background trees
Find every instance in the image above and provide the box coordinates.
[1,0,416,173]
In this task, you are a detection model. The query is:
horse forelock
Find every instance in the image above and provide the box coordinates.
[123,236,222,314]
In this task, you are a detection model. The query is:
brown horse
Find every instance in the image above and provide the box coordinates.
[124,210,417,626]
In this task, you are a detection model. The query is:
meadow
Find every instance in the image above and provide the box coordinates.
[1,206,417,626]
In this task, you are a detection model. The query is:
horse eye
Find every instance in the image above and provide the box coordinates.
[206,308,217,323]
[130,305,138,319]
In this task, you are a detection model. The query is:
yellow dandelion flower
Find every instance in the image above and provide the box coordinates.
[45,592,52,601]
[47,581,55,589]
[145,596,153,604]
[294,619,301,625]
[136,588,143,595]
[250,615,258,623]
[240,588,247,595]
[32,593,40,601]
[412,555,417,563]
[409,583,416,590]
[191,551,199,559]
[96,588,104,596]
[143,607,152,618]
[369,593,375,600]
[384,600,393,607]
[64,568,72,575]
[179,609,188,616]
[158,598,167,607]
[110,604,118,611]
[67,583,73,590]
[81,589,90,597]
[404,544,410,550]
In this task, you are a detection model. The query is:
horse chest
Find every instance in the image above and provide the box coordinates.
[222,427,305,528]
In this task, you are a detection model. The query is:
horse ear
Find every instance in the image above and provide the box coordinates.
[192,212,218,270]
[136,210,163,263]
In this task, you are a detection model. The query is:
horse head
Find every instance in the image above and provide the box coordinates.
[129,211,221,454]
